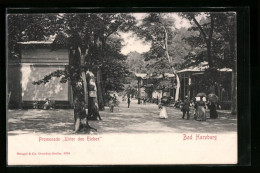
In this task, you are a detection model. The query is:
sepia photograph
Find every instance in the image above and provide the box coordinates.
[7,10,239,165]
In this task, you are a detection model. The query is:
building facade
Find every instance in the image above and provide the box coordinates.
[135,73,175,103]
[177,64,232,108]
[8,41,74,109]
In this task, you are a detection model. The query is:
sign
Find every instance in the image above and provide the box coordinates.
[89,91,97,98]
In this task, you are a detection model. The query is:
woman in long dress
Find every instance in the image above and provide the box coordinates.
[159,97,168,119]
[208,101,218,119]
[196,96,206,121]
[159,105,168,119]
[109,94,117,112]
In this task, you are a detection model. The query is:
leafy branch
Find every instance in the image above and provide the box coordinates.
[32,69,69,85]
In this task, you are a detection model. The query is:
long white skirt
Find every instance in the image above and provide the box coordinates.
[159,106,168,119]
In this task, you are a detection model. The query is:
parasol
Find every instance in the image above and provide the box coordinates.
[196,92,207,97]
[208,93,218,103]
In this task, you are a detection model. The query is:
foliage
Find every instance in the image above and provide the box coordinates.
[126,51,147,73]
[125,85,137,98]
[100,35,130,92]
[134,13,175,60]
[148,74,174,91]
[7,14,54,60]
[32,69,69,85]
[180,12,236,69]
[213,12,236,69]
[8,14,136,92]
[179,12,237,92]
[132,13,182,100]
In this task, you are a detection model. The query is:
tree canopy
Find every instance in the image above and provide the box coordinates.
[8,12,237,118]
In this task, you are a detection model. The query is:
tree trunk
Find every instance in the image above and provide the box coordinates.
[100,36,108,106]
[192,14,214,68]
[161,23,181,101]
[96,69,105,110]
[137,78,141,104]
[231,69,237,115]
[68,46,96,133]
[206,42,213,68]
[162,88,164,97]
[102,74,108,106]
[226,14,237,115]
[174,71,180,101]
[101,78,106,106]
[86,70,102,120]
[230,36,237,115]
[8,91,11,106]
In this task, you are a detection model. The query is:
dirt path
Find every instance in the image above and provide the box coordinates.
[7,99,237,135]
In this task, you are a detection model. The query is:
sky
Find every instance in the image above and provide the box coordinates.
[120,13,192,55]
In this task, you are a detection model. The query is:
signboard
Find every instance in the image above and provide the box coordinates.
[89,91,97,97]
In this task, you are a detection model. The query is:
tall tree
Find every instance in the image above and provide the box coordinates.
[181,12,216,68]
[213,13,237,114]
[87,14,136,110]
[134,13,181,101]
[86,34,129,106]
[8,13,136,132]
[45,14,99,131]
[182,12,237,114]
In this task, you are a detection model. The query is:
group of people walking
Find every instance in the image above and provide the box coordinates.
[157,93,218,120]
[181,95,218,121]
[109,93,218,121]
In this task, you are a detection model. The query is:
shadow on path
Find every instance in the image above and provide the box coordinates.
[8,101,237,135]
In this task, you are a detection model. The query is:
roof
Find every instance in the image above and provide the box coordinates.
[218,68,232,72]
[135,73,175,79]
[177,66,232,73]
[135,73,148,79]
[177,66,208,73]
[17,34,56,45]
[17,41,53,45]
[164,73,175,78]
[177,61,232,73]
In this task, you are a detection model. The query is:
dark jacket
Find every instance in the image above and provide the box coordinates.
[182,99,190,111]
[197,100,206,107]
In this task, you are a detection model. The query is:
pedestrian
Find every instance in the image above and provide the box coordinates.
[182,96,190,120]
[208,101,218,118]
[143,98,146,105]
[174,99,182,108]
[113,94,117,101]
[43,98,50,110]
[110,94,117,112]
[196,96,207,121]
[109,98,114,112]
[193,97,198,119]
[127,97,131,108]
[159,98,168,119]
[159,105,168,119]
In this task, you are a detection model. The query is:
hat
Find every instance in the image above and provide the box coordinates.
[185,95,188,98]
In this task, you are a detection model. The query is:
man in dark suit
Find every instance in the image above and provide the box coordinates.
[127,97,131,108]
[182,96,190,120]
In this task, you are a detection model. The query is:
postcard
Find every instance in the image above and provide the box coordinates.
[7,10,239,165]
